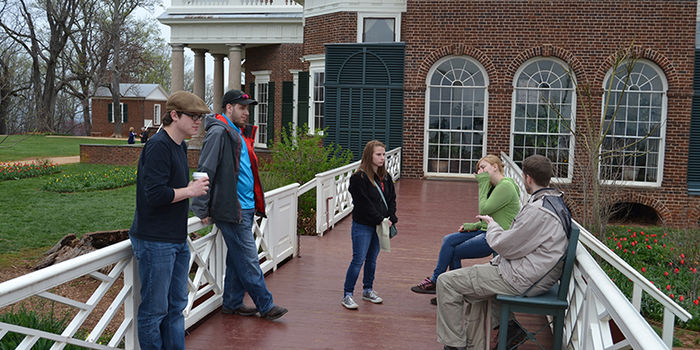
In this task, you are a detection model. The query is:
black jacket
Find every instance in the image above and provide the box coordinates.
[349,171,398,226]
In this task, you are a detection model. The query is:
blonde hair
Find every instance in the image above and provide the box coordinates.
[357,140,387,185]
[477,155,504,174]
[129,127,134,132]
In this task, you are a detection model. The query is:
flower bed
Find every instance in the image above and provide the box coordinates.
[601,226,700,331]
[43,167,137,192]
[0,161,59,181]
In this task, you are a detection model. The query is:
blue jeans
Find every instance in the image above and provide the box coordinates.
[431,230,493,282]
[216,209,274,314]
[130,236,190,350]
[344,221,381,296]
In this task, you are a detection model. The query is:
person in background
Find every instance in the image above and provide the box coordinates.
[411,155,520,300]
[127,126,136,144]
[129,91,210,350]
[341,140,398,310]
[140,127,149,143]
[191,89,288,321]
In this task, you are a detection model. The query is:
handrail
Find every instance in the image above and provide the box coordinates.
[0,183,300,349]
[500,152,691,349]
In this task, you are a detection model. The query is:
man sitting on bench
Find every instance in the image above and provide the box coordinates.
[436,154,571,350]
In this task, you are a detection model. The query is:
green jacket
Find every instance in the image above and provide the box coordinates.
[462,172,521,232]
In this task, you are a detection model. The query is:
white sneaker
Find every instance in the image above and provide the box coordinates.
[341,295,359,309]
[362,290,383,304]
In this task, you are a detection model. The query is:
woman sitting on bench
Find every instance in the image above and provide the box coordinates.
[410,155,520,297]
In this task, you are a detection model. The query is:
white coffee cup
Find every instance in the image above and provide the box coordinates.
[192,172,209,181]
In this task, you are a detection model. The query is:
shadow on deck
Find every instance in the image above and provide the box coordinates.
[185,179,551,349]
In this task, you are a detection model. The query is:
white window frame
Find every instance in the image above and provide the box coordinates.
[357,12,401,43]
[423,55,489,178]
[110,102,125,124]
[153,104,161,125]
[305,54,326,135]
[252,70,271,148]
[599,59,667,187]
[510,57,576,184]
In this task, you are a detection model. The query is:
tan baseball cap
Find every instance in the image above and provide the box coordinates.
[166,91,210,115]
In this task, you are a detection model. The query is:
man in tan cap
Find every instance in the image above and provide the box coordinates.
[129,90,211,350]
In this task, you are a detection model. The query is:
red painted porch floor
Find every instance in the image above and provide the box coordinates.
[185,179,552,350]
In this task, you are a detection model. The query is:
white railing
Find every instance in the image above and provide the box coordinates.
[501,153,692,349]
[314,147,401,235]
[167,0,302,14]
[0,183,299,349]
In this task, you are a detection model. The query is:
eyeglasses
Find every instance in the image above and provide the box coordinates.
[179,112,203,122]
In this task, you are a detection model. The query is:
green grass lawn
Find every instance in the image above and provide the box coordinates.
[0,163,137,254]
[0,135,126,162]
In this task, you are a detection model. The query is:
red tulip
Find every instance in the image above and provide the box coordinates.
[632,251,636,255]
[681,253,685,259]
[679,296,684,301]
[641,267,646,273]
[670,294,674,299]
[666,285,671,290]
[694,300,699,306]
[680,260,685,265]
[647,245,651,249]
[623,249,627,253]
[674,268,680,274]
[665,271,669,276]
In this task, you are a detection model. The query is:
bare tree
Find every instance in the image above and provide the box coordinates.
[543,46,665,238]
[0,36,31,134]
[61,0,110,136]
[0,0,82,133]
[104,0,157,137]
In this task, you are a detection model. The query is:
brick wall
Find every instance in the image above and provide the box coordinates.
[298,0,699,226]
[80,144,272,170]
[91,98,166,137]
[243,44,304,144]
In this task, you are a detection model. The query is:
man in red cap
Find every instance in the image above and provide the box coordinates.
[192,89,288,321]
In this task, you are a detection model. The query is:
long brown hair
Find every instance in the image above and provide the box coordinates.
[357,140,387,185]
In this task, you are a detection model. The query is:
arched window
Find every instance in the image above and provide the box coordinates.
[601,60,667,185]
[424,56,488,176]
[511,58,576,180]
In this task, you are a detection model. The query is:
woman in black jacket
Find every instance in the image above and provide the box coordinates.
[341,140,398,310]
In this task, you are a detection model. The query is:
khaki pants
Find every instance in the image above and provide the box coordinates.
[436,263,519,350]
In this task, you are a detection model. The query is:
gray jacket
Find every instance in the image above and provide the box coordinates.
[191,115,242,223]
[485,188,569,296]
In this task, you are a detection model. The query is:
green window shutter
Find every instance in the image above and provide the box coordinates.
[324,43,405,161]
[281,81,294,138]
[123,103,128,123]
[297,71,310,129]
[689,49,700,195]
[267,82,275,146]
[108,103,113,123]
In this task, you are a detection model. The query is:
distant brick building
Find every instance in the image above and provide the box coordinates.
[159,0,700,227]
[91,84,168,137]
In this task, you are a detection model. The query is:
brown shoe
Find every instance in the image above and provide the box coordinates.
[410,277,436,294]
[222,304,258,316]
[261,305,288,320]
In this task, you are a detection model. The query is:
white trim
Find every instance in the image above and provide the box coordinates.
[599,59,667,187]
[357,12,401,43]
[110,102,125,124]
[510,56,577,182]
[307,57,326,135]
[154,104,162,125]
[423,55,489,177]
[252,71,272,148]
[290,69,301,134]
[304,0,406,18]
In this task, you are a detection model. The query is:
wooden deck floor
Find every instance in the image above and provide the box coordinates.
[185,179,552,350]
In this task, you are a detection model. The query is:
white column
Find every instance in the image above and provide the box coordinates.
[170,44,185,93]
[227,44,242,91]
[213,54,225,114]
[193,49,207,99]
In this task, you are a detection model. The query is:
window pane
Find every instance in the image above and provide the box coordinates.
[363,18,395,42]
[601,61,665,183]
[426,57,488,175]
